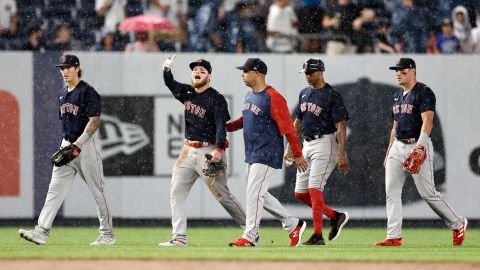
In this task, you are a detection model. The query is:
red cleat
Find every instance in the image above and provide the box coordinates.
[374,238,402,246]
[289,220,307,247]
[453,218,468,246]
[229,238,255,247]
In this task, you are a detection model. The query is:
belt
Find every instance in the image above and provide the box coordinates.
[303,134,324,142]
[397,138,416,144]
[185,140,215,148]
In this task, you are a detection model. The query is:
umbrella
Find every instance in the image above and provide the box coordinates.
[118,14,176,33]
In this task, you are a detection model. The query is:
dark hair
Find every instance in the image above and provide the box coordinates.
[135,32,148,42]
[28,24,42,35]
[78,68,82,78]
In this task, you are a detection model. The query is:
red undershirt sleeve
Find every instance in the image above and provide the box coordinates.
[268,89,302,157]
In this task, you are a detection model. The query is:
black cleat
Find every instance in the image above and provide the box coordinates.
[328,211,349,241]
[302,233,325,245]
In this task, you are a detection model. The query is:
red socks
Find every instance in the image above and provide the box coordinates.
[309,188,324,235]
[295,189,336,235]
[294,192,312,207]
[294,191,336,220]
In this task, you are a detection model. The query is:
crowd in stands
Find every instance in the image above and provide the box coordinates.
[1,0,480,54]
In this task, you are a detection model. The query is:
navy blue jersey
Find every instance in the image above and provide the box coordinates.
[296,84,349,136]
[163,71,230,149]
[242,86,297,169]
[58,80,101,141]
[392,82,436,139]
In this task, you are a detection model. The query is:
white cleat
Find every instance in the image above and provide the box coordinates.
[18,229,48,245]
[159,239,187,247]
[90,234,116,245]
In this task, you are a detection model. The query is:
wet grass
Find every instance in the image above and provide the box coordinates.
[0,227,479,262]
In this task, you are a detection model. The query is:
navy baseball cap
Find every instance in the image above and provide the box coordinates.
[236,58,268,74]
[55,54,80,67]
[389,58,416,70]
[189,59,212,73]
[300,58,325,74]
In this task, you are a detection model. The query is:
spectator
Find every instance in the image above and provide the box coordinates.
[47,24,84,51]
[94,31,126,51]
[96,0,127,33]
[146,0,171,17]
[388,0,430,53]
[224,1,260,53]
[186,0,222,52]
[19,24,46,52]
[248,0,272,52]
[265,0,299,53]
[124,31,160,52]
[352,7,376,53]
[322,0,362,54]
[452,5,473,52]
[374,17,396,53]
[147,0,188,51]
[296,0,324,53]
[471,10,480,53]
[0,0,17,50]
[435,18,462,54]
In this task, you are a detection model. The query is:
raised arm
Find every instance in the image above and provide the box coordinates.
[162,54,192,101]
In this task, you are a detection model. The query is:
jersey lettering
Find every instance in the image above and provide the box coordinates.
[250,104,261,115]
[184,101,206,118]
[242,102,262,115]
[300,102,323,116]
[60,103,80,116]
[392,104,413,115]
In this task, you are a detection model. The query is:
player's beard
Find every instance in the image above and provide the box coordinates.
[192,77,208,88]
[244,79,254,88]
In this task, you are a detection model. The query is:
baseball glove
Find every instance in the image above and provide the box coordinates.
[51,144,81,167]
[402,145,426,174]
[202,153,226,177]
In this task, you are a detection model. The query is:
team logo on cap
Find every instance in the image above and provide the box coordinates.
[60,55,67,64]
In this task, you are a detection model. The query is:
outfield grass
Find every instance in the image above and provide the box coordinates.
[0,227,478,262]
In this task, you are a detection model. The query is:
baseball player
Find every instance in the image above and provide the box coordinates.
[18,55,115,245]
[284,58,350,246]
[375,58,467,246]
[227,58,308,247]
[160,55,246,247]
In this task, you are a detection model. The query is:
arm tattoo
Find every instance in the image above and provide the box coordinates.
[85,116,101,137]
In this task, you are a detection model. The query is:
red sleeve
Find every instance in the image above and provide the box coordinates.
[267,88,302,157]
[226,116,243,132]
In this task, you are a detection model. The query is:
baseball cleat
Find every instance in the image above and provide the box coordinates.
[453,217,468,246]
[159,239,187,247]
[374,238,402,246]
[328,211,349,241]
[289,220,307,247]
[90,234,116,245]
[229,238,255,247]
[302,233,325,246]
[18,229,48,245]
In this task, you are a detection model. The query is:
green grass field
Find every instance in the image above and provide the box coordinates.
[1,227,479,262]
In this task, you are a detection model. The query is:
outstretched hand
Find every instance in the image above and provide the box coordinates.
[163,54,176,71]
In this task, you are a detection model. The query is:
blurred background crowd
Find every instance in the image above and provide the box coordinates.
[0,0,479,54]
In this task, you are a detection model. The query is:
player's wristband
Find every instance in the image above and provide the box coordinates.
[215,147,223,152]
[76,132,91,145]
[417,132,429,147]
